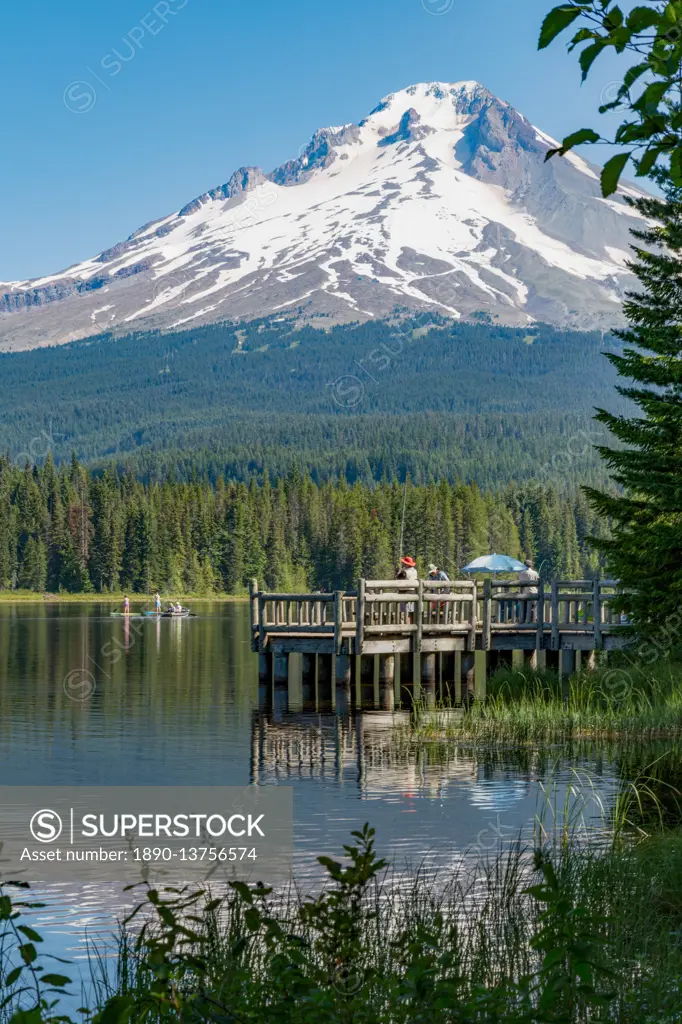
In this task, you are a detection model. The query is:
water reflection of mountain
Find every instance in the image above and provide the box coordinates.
[251,712,535,806]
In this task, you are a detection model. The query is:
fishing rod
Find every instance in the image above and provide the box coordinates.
[398,477,408,562]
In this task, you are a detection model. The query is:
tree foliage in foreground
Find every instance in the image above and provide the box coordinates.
[539,0,682,194]
[584,177,682,634]
[541,3,682,635]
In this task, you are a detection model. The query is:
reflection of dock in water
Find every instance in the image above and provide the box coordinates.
[249,711,529,801]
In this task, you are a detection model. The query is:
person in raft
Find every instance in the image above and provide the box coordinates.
[397,555,418,620]
[155,592,161,614]
[123,595,130,615]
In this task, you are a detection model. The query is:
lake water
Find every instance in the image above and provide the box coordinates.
[0,602,632,973]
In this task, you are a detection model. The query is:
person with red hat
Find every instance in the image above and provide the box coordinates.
[399,555,418,579]
[397,555,418,620]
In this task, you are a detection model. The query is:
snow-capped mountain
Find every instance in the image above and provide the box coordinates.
[0,82,647,350]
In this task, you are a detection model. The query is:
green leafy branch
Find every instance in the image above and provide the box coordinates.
[539,1,682,193]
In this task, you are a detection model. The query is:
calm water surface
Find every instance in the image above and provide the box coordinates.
[0,602,626,968]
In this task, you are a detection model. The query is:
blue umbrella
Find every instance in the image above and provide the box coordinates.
[461,553,527,574]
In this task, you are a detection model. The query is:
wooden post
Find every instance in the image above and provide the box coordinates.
[441,652,456,704]
[462,652,475,703]
[421,653,437,707]
[258,594,266,652]
[551,580,560,651]
[560,649,576,679]
[378,655,396,710]
[415,580,424,653]
[593,577,603,650]
[302,653,316,706]
[474,651,487,702]
[360,655,374,708]
[536,580,545,653]
[318,654,333,707]
[258,652,272,684]
[249,579,259,652]
[356,579,366,655]
[274,653,289,687]
[336,671,351,716]
[469,582,478,652]
[335,654,352,687]
[483,578,492,651]
[400,653,415,707]
[454,651,462,706]
[334,590,344,656]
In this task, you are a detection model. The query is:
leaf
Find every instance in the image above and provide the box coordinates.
[4,966,22,986]
[17,925,42,943]
[622,61,649,92]
[545,128,601,161]
[636,146,662,176]
[229,881,253,905]
[603,5,623,30]
[18,943,37,965]
[93,994,135,1024]
[668,146,682,182]
[539,5,585,49]
[633,80,669,113]
[626,6,661,33]
[244,908,261,932]
[40,973,72,987]
[580,40,607,80]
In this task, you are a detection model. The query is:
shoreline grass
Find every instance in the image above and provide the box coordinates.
[414,663,682,743]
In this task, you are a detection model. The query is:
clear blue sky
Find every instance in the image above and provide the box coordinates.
[0,0,628,281]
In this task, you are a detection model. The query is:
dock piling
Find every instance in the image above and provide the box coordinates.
[378,654,396,710]
[421,653,437,707]
[318,654,333,708]
[274,653,289,687]
[258,652,272,685]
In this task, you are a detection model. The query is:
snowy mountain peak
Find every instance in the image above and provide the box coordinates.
[0,81,647,350]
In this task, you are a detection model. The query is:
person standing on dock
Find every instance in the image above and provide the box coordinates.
[123,595,130,615]
[427,563,450,621]
[398,555,418,621]
[155,592,161,614]
[399,555,418,581]
[517,559,539,623]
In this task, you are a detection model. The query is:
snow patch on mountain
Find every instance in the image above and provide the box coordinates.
[0,81,648,350]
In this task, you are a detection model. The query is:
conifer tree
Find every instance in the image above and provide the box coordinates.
[584,176,682,634]
[18,537,47,591]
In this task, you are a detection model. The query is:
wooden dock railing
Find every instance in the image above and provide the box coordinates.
[249,578,627,656]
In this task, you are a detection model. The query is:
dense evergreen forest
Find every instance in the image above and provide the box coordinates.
[0,455,609,595]
[0,317,625,489]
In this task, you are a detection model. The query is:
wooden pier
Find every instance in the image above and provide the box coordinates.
[249,577,628,705]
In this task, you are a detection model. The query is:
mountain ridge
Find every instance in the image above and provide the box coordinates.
[0,81,647,350]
